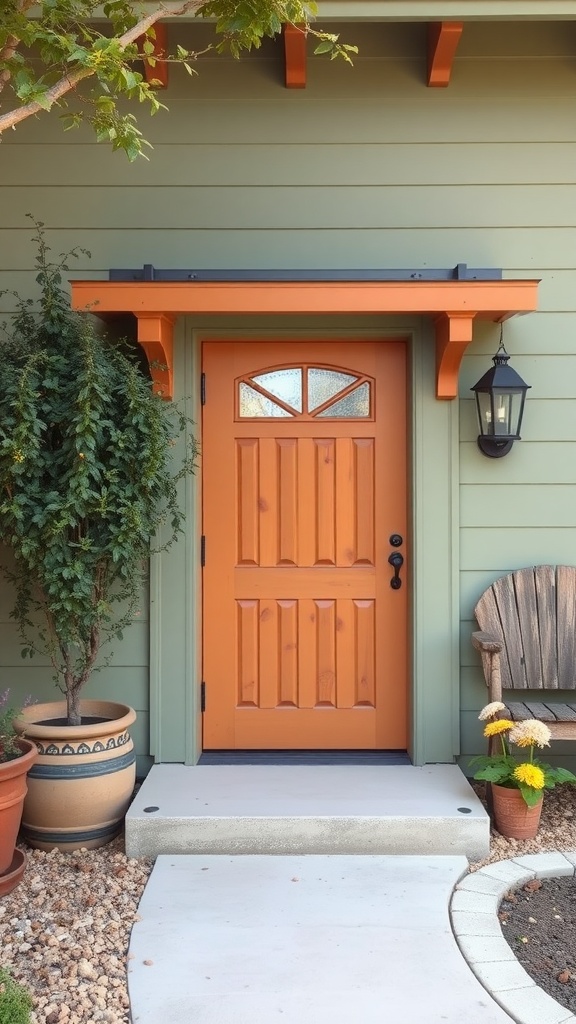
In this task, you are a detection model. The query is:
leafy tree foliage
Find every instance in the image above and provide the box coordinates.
[0,221,200,723]
[0,0,356,159]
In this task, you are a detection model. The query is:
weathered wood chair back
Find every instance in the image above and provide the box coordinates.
[473,564,576,735]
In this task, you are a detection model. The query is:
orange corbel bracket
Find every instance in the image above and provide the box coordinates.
[435,311,475,399]
[427,22,463,87]
[283,24,307,88]
[135,313,175,399]
[140,22,169,89]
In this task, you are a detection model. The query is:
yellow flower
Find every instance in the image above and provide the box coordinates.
[12,449,24,463]
[483,719,514,738]
[513,763,545,790]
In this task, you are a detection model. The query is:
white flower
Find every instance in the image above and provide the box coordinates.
[478,701,506,721]
[508,719,551,749]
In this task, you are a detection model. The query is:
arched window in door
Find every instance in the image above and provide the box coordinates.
[237,365,373,419]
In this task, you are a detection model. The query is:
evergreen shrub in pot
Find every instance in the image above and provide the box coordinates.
[0,222,199,850]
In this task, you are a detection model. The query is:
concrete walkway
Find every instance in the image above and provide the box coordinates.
[126,767,576,1024]
[128,854,515,1024]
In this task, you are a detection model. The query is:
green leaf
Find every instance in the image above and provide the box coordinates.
[473,764,511,783]
[121,68,139,91]
[518,783,543,807]
[31,89,54,111]
[313,40,333,54]
[546,767,576,785]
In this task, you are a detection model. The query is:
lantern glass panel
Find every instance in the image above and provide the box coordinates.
[475,392,493,435]
[493,388,524,437]
[476,388,525,439]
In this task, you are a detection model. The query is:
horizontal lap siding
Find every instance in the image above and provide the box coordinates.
[0,543,152,774]
[457,18,576,771]
[1,20,575,766]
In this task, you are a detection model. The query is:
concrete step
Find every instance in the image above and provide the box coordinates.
[126,763,489,861]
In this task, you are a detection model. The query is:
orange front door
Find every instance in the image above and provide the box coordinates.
[202,340,407,750]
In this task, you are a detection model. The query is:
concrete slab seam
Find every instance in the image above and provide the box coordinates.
[450,852,576,1024]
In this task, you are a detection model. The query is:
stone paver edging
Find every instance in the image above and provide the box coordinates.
[450,852,576,1024]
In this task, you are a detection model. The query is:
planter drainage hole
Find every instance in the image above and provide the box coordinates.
[144,806,160,813]
[457,807,472,814]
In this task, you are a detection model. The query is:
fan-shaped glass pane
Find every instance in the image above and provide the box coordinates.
[308,369,357,411]
[251,369,302,412]
[239,383,293,417]
[317,382,370,418]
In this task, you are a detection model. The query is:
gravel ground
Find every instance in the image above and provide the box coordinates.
[0,835,152,1024]
[2,781,576,1024]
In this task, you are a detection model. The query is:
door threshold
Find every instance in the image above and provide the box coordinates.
[198,750,411,765]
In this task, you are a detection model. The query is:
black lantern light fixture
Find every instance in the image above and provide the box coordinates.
[471,330,531,458]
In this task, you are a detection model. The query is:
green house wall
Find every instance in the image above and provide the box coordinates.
[1,19,575,772]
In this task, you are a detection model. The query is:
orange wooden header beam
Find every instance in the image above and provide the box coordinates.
[141,22,169,89]
[70,278,539,400]
[283,24,307,88]
[427,22,463,87]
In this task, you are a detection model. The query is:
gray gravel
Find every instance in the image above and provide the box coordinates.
[2,782,576,1022]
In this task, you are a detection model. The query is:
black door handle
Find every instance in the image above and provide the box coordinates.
[388,551,404,590]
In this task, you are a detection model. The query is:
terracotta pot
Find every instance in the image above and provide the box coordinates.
[14,700,136,853]
[492,782,543,839]
[0,848,28,897]
[0,739,37,874]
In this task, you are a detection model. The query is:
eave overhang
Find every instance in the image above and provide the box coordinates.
[70,278,539,401]
[312,2,576,20]
[131,1,576,20]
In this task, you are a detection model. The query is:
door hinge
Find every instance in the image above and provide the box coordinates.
[200,681,206,712]
[200,372,206,405]
[200,535,206,566]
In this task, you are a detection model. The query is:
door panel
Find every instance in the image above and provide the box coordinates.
[202,340,407,749]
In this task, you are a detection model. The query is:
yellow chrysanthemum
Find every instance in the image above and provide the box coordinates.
[513,763,545,790]
[509,720,551,749]
[483,719,514,738]
[478,701,507,721]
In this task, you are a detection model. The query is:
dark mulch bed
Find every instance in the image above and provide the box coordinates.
[500,876,576,1014]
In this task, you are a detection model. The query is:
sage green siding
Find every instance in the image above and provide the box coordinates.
[0,549,152,776]
[1,19,575,768]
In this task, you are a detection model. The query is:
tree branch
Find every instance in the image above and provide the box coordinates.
[0,0,202,133]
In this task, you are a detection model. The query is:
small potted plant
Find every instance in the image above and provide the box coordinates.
[471,701,576,838]
[0,691,37,893]
[0,221,199,851]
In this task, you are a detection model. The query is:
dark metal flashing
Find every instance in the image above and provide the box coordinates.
[109,264,503,283]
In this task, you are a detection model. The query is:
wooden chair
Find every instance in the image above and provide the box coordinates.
[473,564,576,739]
